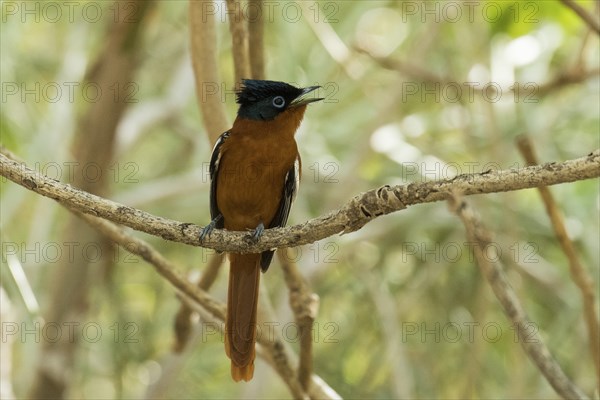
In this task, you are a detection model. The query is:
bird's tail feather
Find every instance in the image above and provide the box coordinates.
[225,253,261,382]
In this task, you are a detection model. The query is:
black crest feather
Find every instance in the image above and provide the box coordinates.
[236,79,302,105]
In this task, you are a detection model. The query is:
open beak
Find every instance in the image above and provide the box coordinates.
[289,86,324,107]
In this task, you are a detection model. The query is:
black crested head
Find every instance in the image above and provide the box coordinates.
[236,80,302,106]
[236,79,322,121]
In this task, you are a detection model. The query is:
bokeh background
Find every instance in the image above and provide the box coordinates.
[1,0,599,398]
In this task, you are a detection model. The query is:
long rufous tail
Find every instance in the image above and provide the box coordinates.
[225,253,261,381]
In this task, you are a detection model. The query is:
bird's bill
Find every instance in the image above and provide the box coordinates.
[290,86,324,107]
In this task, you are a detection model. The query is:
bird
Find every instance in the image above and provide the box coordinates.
[200,79,323,381]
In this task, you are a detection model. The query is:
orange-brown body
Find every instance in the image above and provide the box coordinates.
[217,105,307,381]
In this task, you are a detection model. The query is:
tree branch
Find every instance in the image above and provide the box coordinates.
[172,252,225,352]
[449,193,589,400]
[189,0,230,144]
[517,136,600,392]
[1,149,598,254]
[560,0,600,35]
[247,0,265,79]
[75,211,226,320]
[278,249,319,391]
[357,47,600,97]
[226,0,251,86]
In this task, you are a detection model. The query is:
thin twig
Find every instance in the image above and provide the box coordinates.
[1,149,598,254]
[0,290,16,400]
[76,212,226,320]
[173,252,225,352]
[189,0,230,144]
[301,2,364,79]
[560,0,600,35]
[247,0,265,79]
[516,135,600,392]
[537,67,600,95]
[449,193,589,400]
[255,295,308,399]
[226,0,251,86]
[360,267,414,398]
[356,46,446,83]
[277,249,320,392]
[358,46,600,97]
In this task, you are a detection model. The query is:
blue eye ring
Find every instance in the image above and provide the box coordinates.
[272,96,285,108]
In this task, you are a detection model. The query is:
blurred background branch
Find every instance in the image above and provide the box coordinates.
[516,135,600,392]
[26,2,155,398]
[189,0,229,144]
[560,0,600,35]
[225,0,251,86]
[449,193,588,400]
[278,249,320,391]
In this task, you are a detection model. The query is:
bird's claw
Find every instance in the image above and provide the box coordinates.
[200,215,222,243]
[251,222,265,243]
[199,224,214,242]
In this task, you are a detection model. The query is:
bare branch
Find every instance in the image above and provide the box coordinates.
[248,0,265,79]
[226,0,251,86]
[76,211,226,321]
[1,150,598,254]
[301,2,364,79]
[517,136,600,392]
[255,297,308,399]
[172,252,225,352]
[278,249,319,391]
[358,47,600,97]
[537,68,600,95]
[449,194,589,400]
[189,1,230,144]
[560,0,600,35]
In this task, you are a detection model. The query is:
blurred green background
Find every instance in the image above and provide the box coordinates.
[1,0,599,399]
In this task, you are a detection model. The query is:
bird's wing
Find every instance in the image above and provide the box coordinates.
[208,131,230,227]
[260,155,300,271]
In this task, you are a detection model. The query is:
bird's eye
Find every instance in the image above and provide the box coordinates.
[272,96,285,108]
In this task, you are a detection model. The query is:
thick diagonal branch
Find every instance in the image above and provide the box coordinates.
[1,150,598,253]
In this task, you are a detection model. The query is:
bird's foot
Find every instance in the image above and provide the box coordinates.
[250,222,265,243]
[200,215,223,242]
